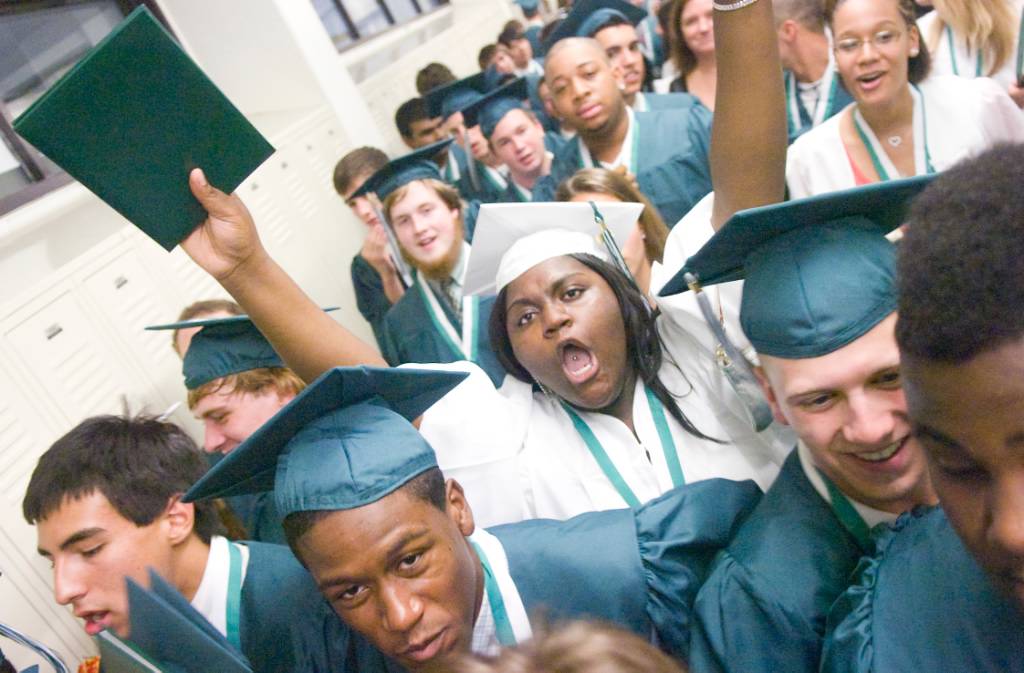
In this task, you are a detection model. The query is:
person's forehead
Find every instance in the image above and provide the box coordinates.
[393,180,443,212]
[546,41,607,76]
[494,108,533,135]
[832,0,903,30]
[506,255,597,299]
[344,172,374,201]
[193,383,247,415]
[37,491,127,547]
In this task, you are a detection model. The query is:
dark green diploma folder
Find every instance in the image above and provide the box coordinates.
[13,6,274,251]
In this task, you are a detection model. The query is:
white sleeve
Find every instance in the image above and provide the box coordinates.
[973,76,1024,144]
[400,361,535,527]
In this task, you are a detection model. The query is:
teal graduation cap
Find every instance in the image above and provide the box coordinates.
[123,571,252,673]
[462,77,530,139]
[424,72,491,120]
[183,366,468,518]
[659,176,935,359]
[352,138,454,201]
[146,314,283,390]
[542,0,647,54]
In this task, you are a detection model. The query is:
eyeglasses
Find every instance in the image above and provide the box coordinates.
[835,29,902,56]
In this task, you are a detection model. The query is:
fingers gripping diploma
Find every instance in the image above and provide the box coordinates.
[183,168,268,282]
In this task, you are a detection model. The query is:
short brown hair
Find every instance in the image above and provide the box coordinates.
[172,299,242,352]
[333,146,389,197]
[187,366,306,410]
[446,620,687,673]
[556,168,669,265]
[825,0,931,83]
[416,62,457,95]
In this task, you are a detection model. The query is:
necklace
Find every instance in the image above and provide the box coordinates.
[887,135,902,148]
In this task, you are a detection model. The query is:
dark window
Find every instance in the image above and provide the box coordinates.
[0,0,169,215]
[312,0,449,51]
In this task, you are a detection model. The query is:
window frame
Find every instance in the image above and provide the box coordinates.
[0,0,171,217]
[318,0,448,52]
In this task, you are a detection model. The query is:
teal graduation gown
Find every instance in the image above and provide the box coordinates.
[645,92,705,111]
[379,286,506,387]
[350,253,393,350]
[821,506,1024,673]
[689,450,867,673]
[548,105,713,227]
[294,478,762,672]
[239,542,348,673]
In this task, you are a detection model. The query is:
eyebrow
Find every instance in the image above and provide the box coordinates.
[505,272,587,315]
[785,364,900,404]
[38,527,105,558]
[317,527,431,590]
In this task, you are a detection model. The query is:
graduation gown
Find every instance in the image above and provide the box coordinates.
[350,253,392,350]
[380,279,506,386]
[413,296,792,528]
[821,506,1024,673]
[548,105,713,227]
[225,493,286,545]
[296,478,764,672]
[637,92,706,112]
[786,74,1024,198]
[918,4,1024,91]
[688,450,867,673]
[785,63,854,144]
[238,542,342,673]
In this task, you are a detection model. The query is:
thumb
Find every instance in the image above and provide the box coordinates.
[189,168,234,217]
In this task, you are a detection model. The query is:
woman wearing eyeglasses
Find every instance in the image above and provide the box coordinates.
[785,0,1024,199]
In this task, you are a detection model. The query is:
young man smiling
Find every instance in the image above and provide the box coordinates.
[184,366,762,672]
[22,414,335,673]
[820,145,1024,672]
[542,36,713,226]
[665,178,938,673]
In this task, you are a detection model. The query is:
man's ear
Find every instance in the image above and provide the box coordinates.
[754,364,790,427]
[778,19,799,44]
[444,479,475,537]
[164,495,197,546]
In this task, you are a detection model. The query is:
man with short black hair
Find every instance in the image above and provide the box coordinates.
[499,21,544,77]
[22,414,334,673]
[820,144,1024,672]
[394,97,445,150]
[333,146,405,346]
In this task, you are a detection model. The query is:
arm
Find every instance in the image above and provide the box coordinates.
[182,168,387,383]
[709,0,787,230]
[359,223,406,305]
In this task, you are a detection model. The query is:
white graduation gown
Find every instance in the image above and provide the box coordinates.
[917,4,1024,91]
[407,294,791,528]
[786,74,1024,199]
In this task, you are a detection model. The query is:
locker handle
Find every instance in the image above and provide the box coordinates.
[44,324,63,340]
[114,275,128,289]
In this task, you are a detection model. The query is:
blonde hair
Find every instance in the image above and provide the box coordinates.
[555,168,669,264]
[382,178,463,222]
[187,367,306,410]
[925,0,1016,77]
[446,620,687,673]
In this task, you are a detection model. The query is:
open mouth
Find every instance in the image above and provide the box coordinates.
[560,342,598,385]
[853,437,907,464]
[78,610,112,636]
[856,71,885,90]
[402,628,447,663]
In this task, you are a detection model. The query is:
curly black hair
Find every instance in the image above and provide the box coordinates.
[896,143,1024,363]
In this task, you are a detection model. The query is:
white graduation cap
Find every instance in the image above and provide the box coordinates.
[464,201,646,296]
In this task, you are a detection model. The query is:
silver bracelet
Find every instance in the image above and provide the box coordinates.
[713,0,759,11]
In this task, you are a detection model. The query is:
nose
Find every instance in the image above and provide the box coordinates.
[53,558,86,607]
[841,392,896,447]
[986,473,1024,559]
[354,199,375,225]
[541,302,572,338]
[379,582,424,634]
[203,421,225,454]
[698,16,712,33]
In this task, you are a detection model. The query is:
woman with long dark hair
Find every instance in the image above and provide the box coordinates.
[175,0,791,527]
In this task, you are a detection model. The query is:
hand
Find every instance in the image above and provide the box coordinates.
[360,224,396,274]
[1008,81,1024,109]
[182,168,268,283]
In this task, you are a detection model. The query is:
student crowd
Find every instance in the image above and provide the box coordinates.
[7,0,1024,671]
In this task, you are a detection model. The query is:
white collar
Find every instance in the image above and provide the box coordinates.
[470,587,501,656]
[796,441,899,529]
[632,91,648,112]
[579,106,636,172]
[190,536,249,638]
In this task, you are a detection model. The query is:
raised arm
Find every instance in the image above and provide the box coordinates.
[709,0,787,230]
[183,168,387,382]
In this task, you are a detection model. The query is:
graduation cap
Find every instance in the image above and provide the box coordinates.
[424,72,491,120]
[183,366,468,518]
[660,176,934,359]
[462,77,531,138]
[120,571,252,673]
[463,201,644,296]
[515,0,541,14]
[542,0,647,55]
[351,138,454,201]
[146,314,284,390]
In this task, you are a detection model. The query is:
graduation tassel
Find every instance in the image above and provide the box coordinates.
[461,136,482,194]
[588,201,653,312]
[371,201,414,288]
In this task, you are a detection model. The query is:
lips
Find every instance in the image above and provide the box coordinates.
[560,341,598,386]
[401,628,448,664]
[845,436,910,471]
[576,102,603,121]
[856,71,885,93]
[77,610,112,637]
